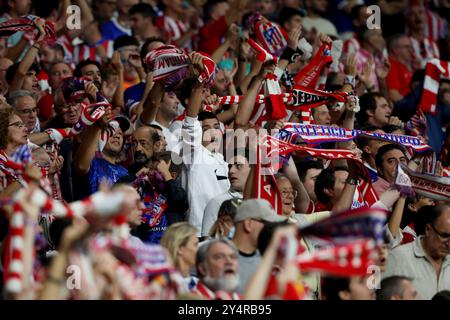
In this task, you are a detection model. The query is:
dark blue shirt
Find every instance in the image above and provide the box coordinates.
[88,157,129,194]
[100,19,131,41]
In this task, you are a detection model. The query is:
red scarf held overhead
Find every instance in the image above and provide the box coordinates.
[264,73,288,120]
[419,59,450,115]
[294,43,333,88]
[261,135,379,207]
[287,85,348,111]
[0,15,56,44]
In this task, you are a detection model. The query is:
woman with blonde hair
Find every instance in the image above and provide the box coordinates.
[160,222,199,290]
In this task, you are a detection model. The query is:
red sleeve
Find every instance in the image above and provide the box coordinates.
[385,59,402,91]
[37,94,53,122]
[198,16,229,54]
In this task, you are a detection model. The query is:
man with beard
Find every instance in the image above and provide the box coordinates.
[129,125,167,174]
[125,127,188,244]
[192,239,241,299]
[74,59,103,91]
[73,106,130,198]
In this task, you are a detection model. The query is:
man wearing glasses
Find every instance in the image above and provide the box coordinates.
[8,89,63,146]
[383,205,450,299]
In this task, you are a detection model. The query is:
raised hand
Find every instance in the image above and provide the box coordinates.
[344,53,357,77]
[375,60,391,80]
[359,60,374,89]
[388,116,404,128]
[49,154,64,175]
[34,18,47,43]
[85,81,99,103]
[287,26,302,50]
[111,51,124,74]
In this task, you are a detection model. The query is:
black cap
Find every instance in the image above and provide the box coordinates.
[112,115,131,134]
[278,6,307,27]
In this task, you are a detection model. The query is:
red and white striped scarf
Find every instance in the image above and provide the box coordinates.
[0,15,56,44]
[410,36,440,67]
[191,281,241,300]
[424,9,444,43]
[293,43,333,124]
[419,59,450,115]
[254,137,284,215]
[1,187,132,294]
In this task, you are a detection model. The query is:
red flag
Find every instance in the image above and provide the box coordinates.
[253,141,284,215]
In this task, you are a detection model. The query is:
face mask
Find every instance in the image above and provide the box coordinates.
[227,226,235,240]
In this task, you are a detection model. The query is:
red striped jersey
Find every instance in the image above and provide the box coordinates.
[155,15,191,49]
[424,9,446,42]
[57,34,114,65]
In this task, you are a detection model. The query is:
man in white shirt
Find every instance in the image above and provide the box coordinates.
[180,56,230,235]
[181,109,230,235]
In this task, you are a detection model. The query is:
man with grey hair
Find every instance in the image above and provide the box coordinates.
[8,89,63,146]
[8,89,39,133]
[192,239,241,299]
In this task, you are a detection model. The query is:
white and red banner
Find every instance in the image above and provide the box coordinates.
[280,123,432,153]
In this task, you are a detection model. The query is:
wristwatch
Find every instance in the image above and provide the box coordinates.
[344,75,356,88]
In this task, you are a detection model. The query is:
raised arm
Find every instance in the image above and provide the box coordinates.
[73,107,112,176]
[331,159,358,212]
[110,52,125,115]
[138,81,164,125]
[9,18,46,92]
[186,53,206,118]
[283,156,311,213]
[225,0,249,26]
[234,62,274,129]
[387,196,406,239]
